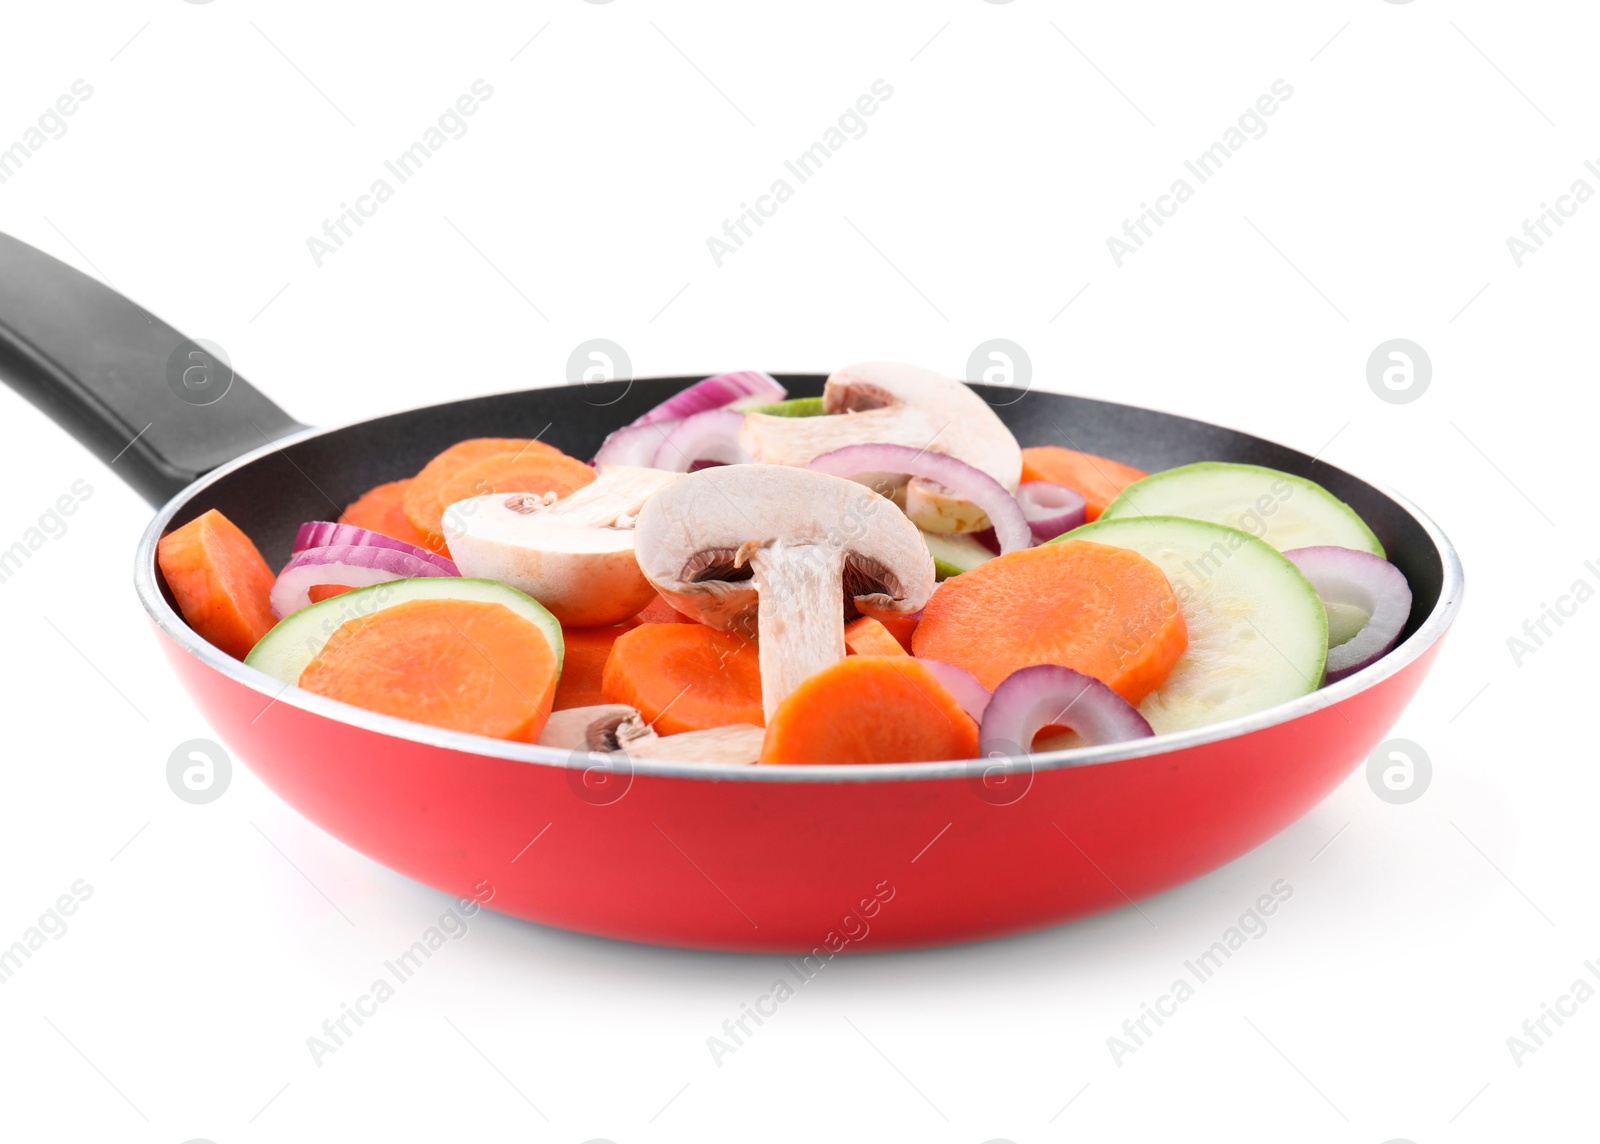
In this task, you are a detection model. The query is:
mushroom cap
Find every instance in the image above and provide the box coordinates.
[633,463,935,632]
[738,361,1022,494]
[443,465,681,626]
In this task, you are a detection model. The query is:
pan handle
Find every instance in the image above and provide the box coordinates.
[0,230,306,507]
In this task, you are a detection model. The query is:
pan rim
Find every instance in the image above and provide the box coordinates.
[133,386,1465,784]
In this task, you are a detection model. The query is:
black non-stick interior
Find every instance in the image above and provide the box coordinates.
[157,375,1445,646]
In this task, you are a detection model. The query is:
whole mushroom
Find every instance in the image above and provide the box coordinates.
[737,360,1023,533]
[633,464,935,719]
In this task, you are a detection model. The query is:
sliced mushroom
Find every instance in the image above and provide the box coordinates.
[442,465,683,626]
[624,724,763,765]
[737,361,1022,532]
[537,704,761,764]
[536,704,656,752]
[634,464,934,719]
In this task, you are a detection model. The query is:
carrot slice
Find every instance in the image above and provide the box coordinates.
[911,539,1186,703]
[1020,447,1148,521]
[338,479,430,548]
[156,509,278,660]
[308,585,356,604]
[554,621,639,711]
[877,614,919,652]
[402,438,561,551]
[299,598,558,741]
[602,623,763,733]
[634,593,694,625]
[760,656,979,764]
[435,451,597,513]
[844,617,909,657]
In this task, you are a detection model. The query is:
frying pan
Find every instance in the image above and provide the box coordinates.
[0,231,1462,953]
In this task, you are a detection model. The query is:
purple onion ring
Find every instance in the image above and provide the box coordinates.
[808,443,1033,554]
[292,521,458,574]
[270,544,457,618]
[1017,481,1087,542]
[978,664,1154,756]
[1284,545,1412,683]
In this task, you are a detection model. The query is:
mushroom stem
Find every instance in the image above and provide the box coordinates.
[748,542,846,720]
[633,465,934,724]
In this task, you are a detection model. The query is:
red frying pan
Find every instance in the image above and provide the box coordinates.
[0,232,1462,952]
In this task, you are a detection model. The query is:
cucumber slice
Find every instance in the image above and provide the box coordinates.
[922,530,995,580]
[743,396,825,417]
[1101,462,1383,557]
[1059,516,1327,735]
[245,578,563,686]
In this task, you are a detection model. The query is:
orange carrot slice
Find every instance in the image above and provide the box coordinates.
[435,451,597,512]
[299,598,559,741]
[877,614,919,652]
[308,585,356,604]
[402,438,559,550]
[1020,447,1147,521]
[338,479,431,548]
[601,623,763,733]
[156,509,278,660]
[844,617,908,657]
[554,621,639,711]
[760,656,979,764]
[912,539,1186,703]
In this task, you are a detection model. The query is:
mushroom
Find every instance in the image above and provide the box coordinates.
[737,360,1022,533]
[633,464,934,719]
[536,704,656,751]
[442,464,682,626]
[625,724,763,765]
[536,704,762,764]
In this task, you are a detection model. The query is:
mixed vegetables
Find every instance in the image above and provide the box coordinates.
[156,362,1413,766]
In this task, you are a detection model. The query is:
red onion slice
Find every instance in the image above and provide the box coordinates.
[292,521,458,574]
[652,408,752,472]
[807,443,1033,554]
[979,664,1154,756]
[593,371,785,465]
[1284,546,1412,682]
[633,370,785,426]
[270,544,457,618]
[593,419,680,466]
[1017,481,1087,542]
[918,659,991,722]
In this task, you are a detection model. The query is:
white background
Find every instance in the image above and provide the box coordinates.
[0,2,1594,1141]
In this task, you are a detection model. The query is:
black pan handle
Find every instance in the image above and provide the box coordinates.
[0,230,305,506]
